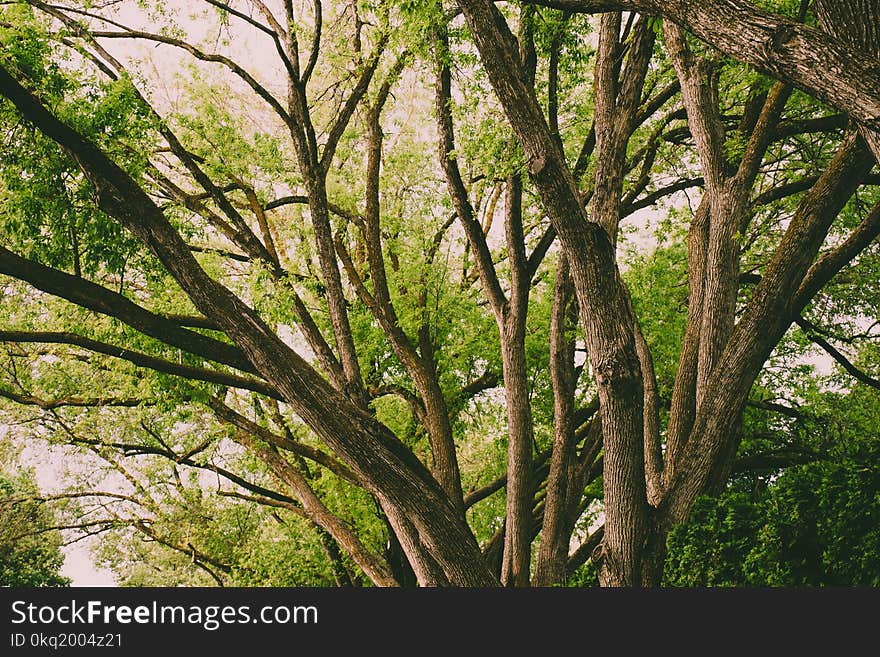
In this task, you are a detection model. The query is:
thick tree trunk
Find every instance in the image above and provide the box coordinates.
[661,23,792,499]
[640,136,872,587]
[815,0,880,162]
[591,14,662,508]
[815,1,880,56]
[456,0,648,586]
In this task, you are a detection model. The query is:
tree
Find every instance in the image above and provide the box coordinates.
[0,469,70,586]
[525,0,880,133]
[455,0,880,584]
[0,0,877,587]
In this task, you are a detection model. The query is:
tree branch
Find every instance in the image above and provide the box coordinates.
[0,330,280,400]
[434,24,507,313]
[795,317,880,390]
[206,396,361,487]
[0,247,256,374]
[0,387,145,410]
[521,0,880,131]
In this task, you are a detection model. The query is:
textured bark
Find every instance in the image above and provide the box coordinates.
[661,133,872,526]
[664,23,739,415]
[498,174,536,587]
[635,322,662,505]
[7,0,876,590]
[592,14,656,241]
[592,11,663,557]
[527,0,880,130]
[498,17,537,581]
[815,0,880,162]
[533,255,578,586]
[661,24,792,505]
[0,65,499,587]
[639,135,872,583]
[591,9,664,514]
[816,0,880,53]
[456,0,647,587]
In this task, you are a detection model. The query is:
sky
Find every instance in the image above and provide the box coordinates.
[61,543,117,586]
[17,442,118,586]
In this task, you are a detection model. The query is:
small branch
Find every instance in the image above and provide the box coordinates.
[0,330,280,400]
[745,398,803,419]
[565,524,605,577]
[0,388,145,410]
[796,317,880,390]
[301,0,322,83]
[463,474,507,509]
[218,490,307,519]
[320,33,390,173]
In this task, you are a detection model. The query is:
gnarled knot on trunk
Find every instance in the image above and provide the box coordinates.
[864,115,880,131]
[594,543,628,586]
[767,24,799,55]
[593,352,642,394]
[527,151,547,177]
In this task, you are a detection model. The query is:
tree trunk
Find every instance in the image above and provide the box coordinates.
[533,255,579,586]
[434,11,538,586]
[456,0,648,586]
[815,0,880,162]
[660,133,872,528]
[499,174,535,587]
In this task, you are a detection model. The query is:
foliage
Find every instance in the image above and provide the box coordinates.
[665,383,880,587]
[0,469,70,587]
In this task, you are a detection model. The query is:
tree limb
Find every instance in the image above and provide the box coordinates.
[0,245,256,374]
[0,330,280,399]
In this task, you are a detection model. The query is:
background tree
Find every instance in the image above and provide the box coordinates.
[0,468,71,586]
